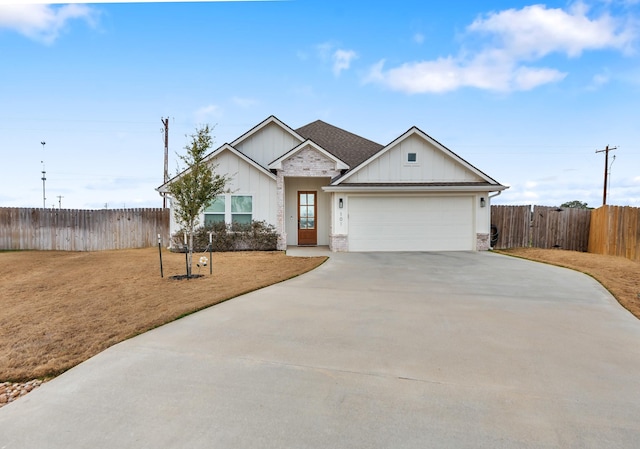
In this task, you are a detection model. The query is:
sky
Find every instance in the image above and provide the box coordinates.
[1,0,639,210]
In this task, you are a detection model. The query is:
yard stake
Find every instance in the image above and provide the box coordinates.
[185,244,189,277]
[157,233,164,278]
[209,232,213,275]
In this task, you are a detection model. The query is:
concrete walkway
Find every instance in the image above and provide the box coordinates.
[1,252,640,448]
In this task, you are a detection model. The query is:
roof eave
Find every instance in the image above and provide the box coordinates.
[322,184,509,193]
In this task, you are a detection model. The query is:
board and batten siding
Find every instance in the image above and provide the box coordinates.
[347,135,484,183]
[233,122,302,168]
[168,149,278,237]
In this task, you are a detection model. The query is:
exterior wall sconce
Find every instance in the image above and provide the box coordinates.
[339,198,344,209]
[480,197,486,208]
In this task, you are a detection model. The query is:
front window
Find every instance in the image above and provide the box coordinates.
[204,196,225,226]
[205,194,253,225]
[231,195,252,224]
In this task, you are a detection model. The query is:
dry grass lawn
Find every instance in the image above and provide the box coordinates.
[497,248,640,320]
[2,247,638,383]
[0,248,326,382]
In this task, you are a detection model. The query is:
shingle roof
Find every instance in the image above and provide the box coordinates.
[295,120,383,169]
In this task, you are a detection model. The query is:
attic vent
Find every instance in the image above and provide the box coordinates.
[407,152,417,162]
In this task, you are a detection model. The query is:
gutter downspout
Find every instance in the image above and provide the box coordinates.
[488,190,502,249]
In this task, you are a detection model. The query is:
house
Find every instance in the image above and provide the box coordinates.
[157,115,508,252]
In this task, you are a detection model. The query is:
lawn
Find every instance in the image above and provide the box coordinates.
[2,247,638,384]
[0,248,326,382]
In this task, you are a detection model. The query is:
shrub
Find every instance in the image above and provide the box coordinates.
[171,220,278,252]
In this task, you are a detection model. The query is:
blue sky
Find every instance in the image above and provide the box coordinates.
[1,0,639,209]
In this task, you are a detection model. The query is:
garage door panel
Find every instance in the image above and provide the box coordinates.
[349,196,473,252]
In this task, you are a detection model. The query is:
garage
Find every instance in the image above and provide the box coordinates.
[348,196,474,252]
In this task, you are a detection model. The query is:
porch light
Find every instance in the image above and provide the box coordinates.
[480,197,486,208]
[339,198,344,209]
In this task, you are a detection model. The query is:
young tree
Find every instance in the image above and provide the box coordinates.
[167,124,228,277]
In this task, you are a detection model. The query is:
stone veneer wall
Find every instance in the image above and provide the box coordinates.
[329,234,348,252]
[476,233,490,251]
[276,145,343,250]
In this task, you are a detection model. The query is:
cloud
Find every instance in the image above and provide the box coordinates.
[0,4,99,44]
[588,72,611,89]
[365,2,636,94]
[193,104,222,124]
[468,3,636,58]
[413,32,425,44]
[332,49,357,76]
[365,57,566,93]
[231,97,258,109]
[316,42,357,76]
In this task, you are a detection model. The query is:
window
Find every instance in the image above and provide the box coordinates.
[231,195,252,224]
[204,196,225,226]
[407,152,417,162]
[205,194,253,226]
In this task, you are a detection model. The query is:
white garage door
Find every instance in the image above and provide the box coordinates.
[348,196,474,251]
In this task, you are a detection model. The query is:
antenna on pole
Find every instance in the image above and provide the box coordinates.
[595,145,617,206]
[161,117,169,209]
[40,141,46,209]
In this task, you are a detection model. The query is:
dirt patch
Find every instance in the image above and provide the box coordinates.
[0,248,326,382]
[496,248,640,320]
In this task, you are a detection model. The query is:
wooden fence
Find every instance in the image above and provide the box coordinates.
[588,205,640,262]
[0,208,170,251]
[491,205,591,252]
[531,205,591,251]
[490,205,531,249]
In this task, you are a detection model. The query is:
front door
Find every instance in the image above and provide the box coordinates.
[298,191,317,246]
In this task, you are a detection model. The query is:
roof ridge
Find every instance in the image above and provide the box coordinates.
[297,119,382,147]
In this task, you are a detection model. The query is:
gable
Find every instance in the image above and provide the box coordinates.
[334,127,503,187]
[269,140,348,172]
[233,118,303,168]
[343,134,484,183]
[208,147,276,193]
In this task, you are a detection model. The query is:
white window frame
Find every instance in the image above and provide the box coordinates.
[204,193,253,225]
[403,150,420,166]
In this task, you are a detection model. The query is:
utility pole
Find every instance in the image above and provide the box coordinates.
[40,141,46,208]
[595,145,617,206]
[161,117,169,209]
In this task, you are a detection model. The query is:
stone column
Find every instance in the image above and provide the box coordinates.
[276,171,287,250]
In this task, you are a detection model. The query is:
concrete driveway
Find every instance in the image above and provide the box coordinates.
[1,251,640,448]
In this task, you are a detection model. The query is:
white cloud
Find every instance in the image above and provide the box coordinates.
[413,32,425,44]
[315,42,358,76]
[0,4,98,44]
[231,97,258,109]
[365,2,636,94]
[588,72,611,89]
[193,104,222,124]
[316,42,333,61]
[332,49,357,76]
[365,56,566,93]
[468,3,636,58]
